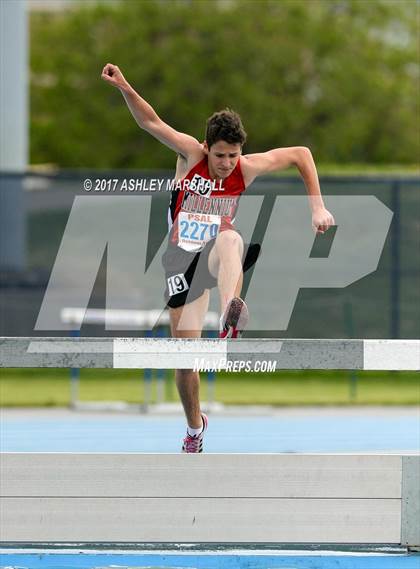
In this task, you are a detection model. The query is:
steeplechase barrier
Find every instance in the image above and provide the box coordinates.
[1,453,419,547]
[1,336,419,549]
[0,337,419,370]
[59,308,219,410]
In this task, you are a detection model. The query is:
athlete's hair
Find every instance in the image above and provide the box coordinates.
[205,108,247,148]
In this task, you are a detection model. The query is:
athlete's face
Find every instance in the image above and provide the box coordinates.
[204,140,242,180]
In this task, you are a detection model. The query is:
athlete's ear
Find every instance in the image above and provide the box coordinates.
[202,141,209,154]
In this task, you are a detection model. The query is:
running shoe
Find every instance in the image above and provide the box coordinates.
[219,297,249,338]
[182,413,208,453]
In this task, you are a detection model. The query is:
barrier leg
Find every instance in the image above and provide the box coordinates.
[142,330,153,412]
[343,298,358,402]
[69,329,80,409]
[156,326,165,405]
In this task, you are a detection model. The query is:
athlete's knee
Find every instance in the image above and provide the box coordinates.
[216,230,243,253]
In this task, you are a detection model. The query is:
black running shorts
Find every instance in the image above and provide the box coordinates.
[162,238,261,308]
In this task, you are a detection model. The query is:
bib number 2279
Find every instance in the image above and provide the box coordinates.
[179,220,219,241]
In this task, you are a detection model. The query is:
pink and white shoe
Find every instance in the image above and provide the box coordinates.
[219,297,249,339]
[182,413,208,453]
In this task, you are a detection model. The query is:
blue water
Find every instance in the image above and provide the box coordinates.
[1,551,420,569]
[1,414,419,453]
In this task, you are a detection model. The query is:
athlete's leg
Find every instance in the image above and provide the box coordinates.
[208,229,244,313]
[169,290,209,429]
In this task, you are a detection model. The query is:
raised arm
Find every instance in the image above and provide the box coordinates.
[101,63,202,160]
[241,146,335,234]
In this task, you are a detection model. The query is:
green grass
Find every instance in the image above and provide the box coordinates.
[215,370,420,405]
[1,368,418,407]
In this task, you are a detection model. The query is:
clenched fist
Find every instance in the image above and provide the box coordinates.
[101,63,128,90]
[312,207,335,234]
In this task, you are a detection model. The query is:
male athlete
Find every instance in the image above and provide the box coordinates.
[102,63,335,452]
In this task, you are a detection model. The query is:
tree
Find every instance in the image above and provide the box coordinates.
[30,0,419,168]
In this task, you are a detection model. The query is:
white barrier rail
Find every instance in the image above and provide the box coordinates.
[0,337,419,370]
[60,307,220,328]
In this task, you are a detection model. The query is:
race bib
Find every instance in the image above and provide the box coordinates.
[178,211,221,252]
[167,273,189,297]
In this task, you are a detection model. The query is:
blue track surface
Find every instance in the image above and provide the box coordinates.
[1,412,419,453]
[1,550,420,569]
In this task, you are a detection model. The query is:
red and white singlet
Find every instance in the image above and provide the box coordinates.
[167,157,246,252]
